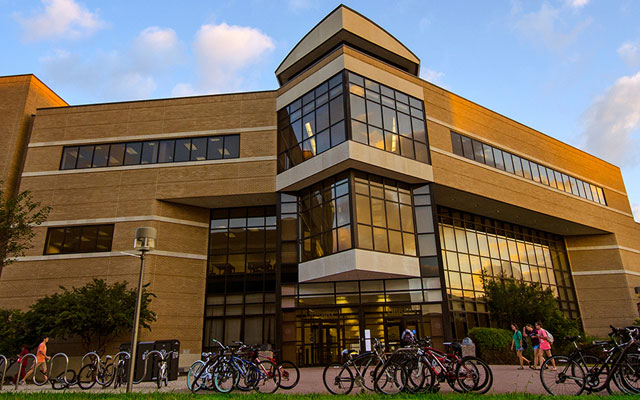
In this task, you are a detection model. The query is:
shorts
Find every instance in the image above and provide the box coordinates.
[533,345,540,350]
[517,347,524,352]
[35,362,47,372]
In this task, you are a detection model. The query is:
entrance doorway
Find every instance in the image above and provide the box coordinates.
[302,320,340,366]
[384,316,421,351]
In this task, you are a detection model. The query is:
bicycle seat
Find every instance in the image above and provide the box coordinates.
[341,349,357,357]
[592,340,610,346]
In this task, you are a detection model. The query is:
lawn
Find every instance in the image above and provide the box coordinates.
[0,394,634,400]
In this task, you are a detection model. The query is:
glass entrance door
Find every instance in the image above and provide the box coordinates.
[302,319,340,366]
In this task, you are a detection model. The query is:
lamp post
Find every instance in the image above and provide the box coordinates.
[126,227,156,393]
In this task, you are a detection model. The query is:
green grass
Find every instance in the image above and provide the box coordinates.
[0,394,635,399]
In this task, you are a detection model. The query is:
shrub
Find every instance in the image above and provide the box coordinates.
[468,327,519,364]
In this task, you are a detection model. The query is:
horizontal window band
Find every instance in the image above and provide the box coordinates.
[22,156,276,177]
[430,147,634,219]
[426,116,627,197]
[13,249,207,262]
[571,269,640,277]
[36,215,209,229]
[28,126,277,148]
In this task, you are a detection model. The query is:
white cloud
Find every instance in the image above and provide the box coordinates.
[14,0,105,42]
[41,26,182,101]
[618,41,640,67]
[173,22,274,95]
[287,0,318,12]
[132,27,183,71]
[566,0,589,8]
[633,203,640,223]
[511,2,591,51]
[420,68,445,85]
[582,72,640,166]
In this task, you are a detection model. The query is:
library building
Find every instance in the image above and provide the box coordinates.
[1,5,639,367]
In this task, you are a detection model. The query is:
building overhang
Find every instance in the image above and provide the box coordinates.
[275,5,420,85]
[298,248,421,282]
[276,140,433,191]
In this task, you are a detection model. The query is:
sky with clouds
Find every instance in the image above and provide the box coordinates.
[1,0,639,222]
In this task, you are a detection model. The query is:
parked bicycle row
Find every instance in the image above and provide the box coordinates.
[323,336,493,395]
[0,347,177,390]
[186,339,300,393]
[539,325,640,395]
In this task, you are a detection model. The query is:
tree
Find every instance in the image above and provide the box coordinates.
[0,182,51,280]
[3,279,156,355]
[482,275,579,347]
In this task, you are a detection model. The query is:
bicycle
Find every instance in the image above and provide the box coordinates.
[188,340,227,393]
[540,325,640,395]
[48,353,78,390]
[220,341,280,393]
[77,351,115,389]
[322,338,387,394]
[147,349,178,389]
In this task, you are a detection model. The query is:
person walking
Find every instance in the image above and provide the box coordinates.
[524,324,541,369]
[14,344,29,384]
[536,321,556,370]
[21,337,50,384]
[510,323,530,369]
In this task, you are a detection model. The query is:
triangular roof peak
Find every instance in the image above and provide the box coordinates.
[275,5,420,85]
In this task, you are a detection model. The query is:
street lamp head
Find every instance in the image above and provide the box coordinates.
[134,227,156,252]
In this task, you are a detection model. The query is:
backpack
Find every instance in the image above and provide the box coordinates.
[544,329,554,344]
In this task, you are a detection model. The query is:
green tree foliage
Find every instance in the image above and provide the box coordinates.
[482,275,580,348]
[0,182,51,280]
[0,279,156,355]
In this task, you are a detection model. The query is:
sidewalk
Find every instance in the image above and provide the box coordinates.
[1,365,557,395]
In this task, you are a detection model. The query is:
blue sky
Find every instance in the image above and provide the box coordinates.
[1,0,639,221]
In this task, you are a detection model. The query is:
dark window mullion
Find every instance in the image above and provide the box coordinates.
[343,70,352,141]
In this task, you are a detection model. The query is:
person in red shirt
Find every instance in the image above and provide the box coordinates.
[14,344,29,383]
[21,337,49,384]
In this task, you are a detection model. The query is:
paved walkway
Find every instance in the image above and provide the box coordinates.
[0,365,622,395]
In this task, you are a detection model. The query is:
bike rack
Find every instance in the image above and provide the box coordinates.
[0,354,7,391]
[49,352,73,387]
[81,351,100,368]
[13,353,36,391]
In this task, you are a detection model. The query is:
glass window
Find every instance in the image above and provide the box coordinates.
[60,147,78,169]
[108,143,125,166]
[207,137,223,160]
[92,145,109,167]
[124,142,142,165]
[224,135,240,158]
[190,137,207,161]
[451,132,463,155]
[76,146,94,169]
[45,224,114,255]
[153,140,173,164]
[141,141,158,164]
[174,138,191,161]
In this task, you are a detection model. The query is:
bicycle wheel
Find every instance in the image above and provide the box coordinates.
[77,364,96,390]
[352,353,378,392]
[456,356,493,394]
[114,363,127,389]
[618,352,640,394]
[234,363,254,392]
[374,360,407,395]
[51,369,76,390]
[540,355,586,395]
[214,362,237,393]
[256,360,280,393]
[156,364,163,389]
[187,360,206,392]
[405,355,436,393]
[96,363,114,387]
[277,360,300,390]
[323,362,354,394]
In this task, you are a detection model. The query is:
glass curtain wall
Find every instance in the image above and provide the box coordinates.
[437,206,580,339]
[203,206,277,350]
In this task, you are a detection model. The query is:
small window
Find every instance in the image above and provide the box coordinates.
[108,143,125,166]
[76,146,94,169]
[190,137,207,161]
[174,138,191,162]
[45,224,114,255]
[92,145,109,168]
[158,140,175,163]
[224,135,240,158]
[124,142,142,165]
[61,147,79,170]
[207,137,223,160]
[141,141,158,164]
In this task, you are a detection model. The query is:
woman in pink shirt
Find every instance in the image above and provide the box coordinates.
[535,321,556,370]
